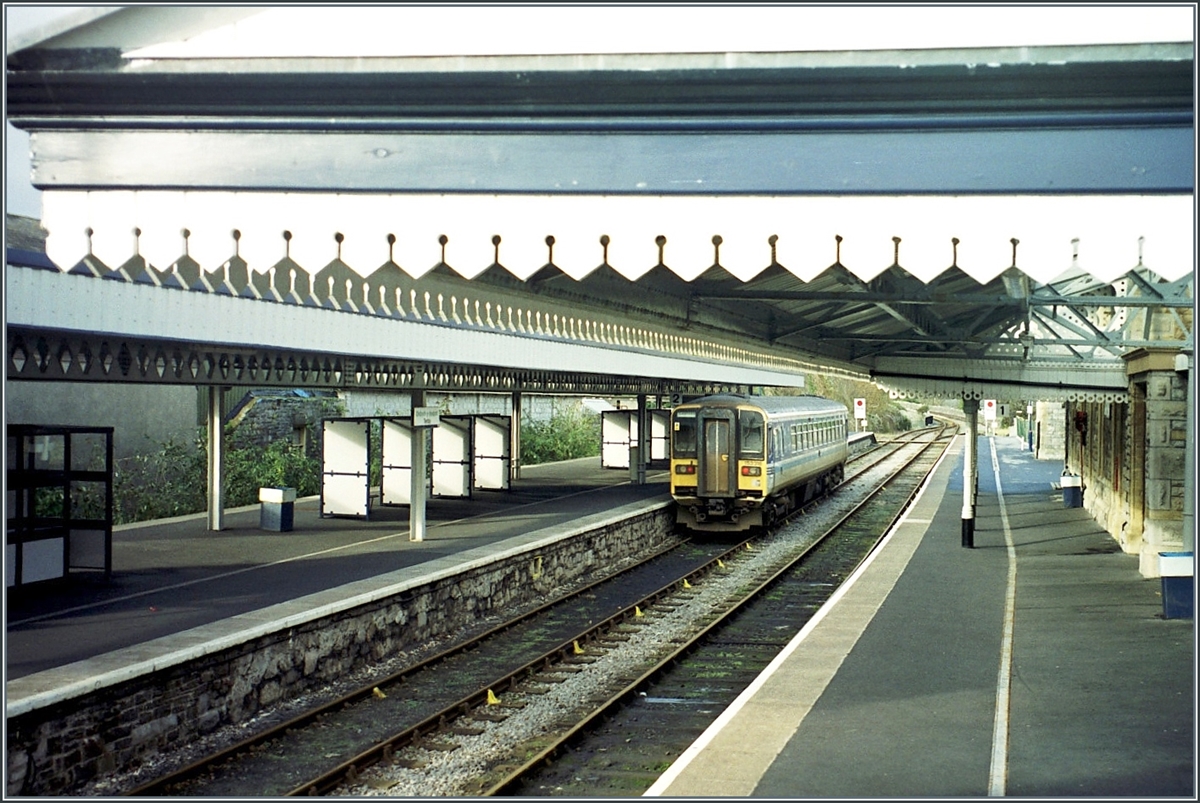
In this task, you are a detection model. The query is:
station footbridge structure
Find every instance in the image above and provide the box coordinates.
[5,6,1194,569]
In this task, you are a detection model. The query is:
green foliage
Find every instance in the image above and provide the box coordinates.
[111,435,208,524]
[105,429,322,525]
[223,438,321,508]
[520,402,601,465]
[772,374,916,433]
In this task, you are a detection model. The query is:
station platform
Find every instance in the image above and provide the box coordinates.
[5,457,670,682]
[648,434,1195,798]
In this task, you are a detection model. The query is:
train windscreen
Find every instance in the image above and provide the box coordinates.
[672,410,697,458]
[739,410,765,458]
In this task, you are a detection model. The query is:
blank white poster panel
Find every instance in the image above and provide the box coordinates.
[433,419,471,498]
[474,416,511,490]
[601,411,633,469]
[382,419,414,505]
[322,420,370,517]
[651,410,669,461]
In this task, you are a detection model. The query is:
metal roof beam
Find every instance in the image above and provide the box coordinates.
[17,126,1194,195]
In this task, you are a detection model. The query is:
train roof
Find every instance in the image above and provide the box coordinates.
[675,394,848,418]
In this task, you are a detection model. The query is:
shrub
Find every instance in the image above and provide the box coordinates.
[520,403,601,465]
[224,438,321,508]
[106,430,322,524]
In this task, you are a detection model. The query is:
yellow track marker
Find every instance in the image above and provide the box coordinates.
[573,640,585,655]
[635,606,644,617]
[372,687,387,700]
[486,689,501,705]
[683,578,692,589]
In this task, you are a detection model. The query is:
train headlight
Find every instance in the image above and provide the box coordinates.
[675,464,697,475]
[740,465,762,476]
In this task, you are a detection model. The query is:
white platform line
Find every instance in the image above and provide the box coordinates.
[7,478,655,628]
[988,437,1018,796]
[645,434,959,797]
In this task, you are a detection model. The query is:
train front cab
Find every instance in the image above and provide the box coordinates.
[670,401,768,532]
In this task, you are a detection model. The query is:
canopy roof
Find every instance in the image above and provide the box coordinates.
[6,6,1195,400]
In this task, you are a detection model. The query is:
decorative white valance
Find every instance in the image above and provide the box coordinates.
[41,191,1194,287]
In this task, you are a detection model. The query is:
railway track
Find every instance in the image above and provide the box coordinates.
[477,427,950,796]
[122,425,952,797]
[124,539,726,797]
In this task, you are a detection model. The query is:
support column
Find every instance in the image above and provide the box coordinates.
[636,394,648,485]
[511,391,522,482]
[410,390,427,543]
[1182,347,1194,552]
[206,386,225,531]
[962,397,979,547]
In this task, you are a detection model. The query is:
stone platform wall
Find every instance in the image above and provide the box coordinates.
[6,505,677,795]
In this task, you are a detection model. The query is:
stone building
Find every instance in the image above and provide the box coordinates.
[1066,351,1192,577]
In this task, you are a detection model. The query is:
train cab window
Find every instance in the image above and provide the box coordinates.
[739,411,765,458]
[672,411,697,458]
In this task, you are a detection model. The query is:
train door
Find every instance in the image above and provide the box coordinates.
[699,408,736,497]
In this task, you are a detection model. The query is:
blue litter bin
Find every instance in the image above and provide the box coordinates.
[1159,552,1194,619]
[1061,474,1083,508]
[260,487,296,532]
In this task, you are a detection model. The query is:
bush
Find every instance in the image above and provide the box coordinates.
[112,435,208,524]
[106,430,322,524]
[520,403,601,465]
[224,438,321,508]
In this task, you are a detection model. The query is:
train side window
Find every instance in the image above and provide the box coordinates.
[672,411,697,458]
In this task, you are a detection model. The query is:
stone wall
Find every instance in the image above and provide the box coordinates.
[6,505,678,796]
[1066,362,1188,577]
[225,390,343,458]
[1033,401,1066,462]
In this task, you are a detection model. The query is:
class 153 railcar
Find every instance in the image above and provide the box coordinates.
[670,394,850,532]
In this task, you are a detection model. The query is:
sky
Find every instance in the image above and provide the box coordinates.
[4,4,1196,221]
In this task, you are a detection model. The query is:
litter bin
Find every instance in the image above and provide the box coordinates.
[1159,552,1194,619]
[260,486,296,532]
[1061,474,1083,508]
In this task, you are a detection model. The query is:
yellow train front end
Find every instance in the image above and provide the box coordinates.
[670,397,770,532]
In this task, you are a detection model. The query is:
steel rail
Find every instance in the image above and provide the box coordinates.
[481,427,952,796]
[283,429,917,795]
[284,536,763,797]
[123,538,686,797]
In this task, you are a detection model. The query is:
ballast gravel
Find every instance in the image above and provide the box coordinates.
[338,464,898,797]
[76,443,917,798]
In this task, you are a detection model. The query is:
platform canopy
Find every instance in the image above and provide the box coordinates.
[6,5,1196,400]
[37,191,1195,288]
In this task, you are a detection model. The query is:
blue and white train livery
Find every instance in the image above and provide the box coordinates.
[670,394,849,532]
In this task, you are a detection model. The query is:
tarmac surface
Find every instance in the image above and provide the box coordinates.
[647,434,1194,798]
[5,438,1194,797]
[5,457,669,680]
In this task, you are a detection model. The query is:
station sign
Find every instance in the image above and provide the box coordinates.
[853,398,867,419]
[412,407,441,428]
[983,399,997,420]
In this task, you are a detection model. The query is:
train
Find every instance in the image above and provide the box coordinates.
[669,394,850,532]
